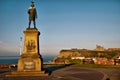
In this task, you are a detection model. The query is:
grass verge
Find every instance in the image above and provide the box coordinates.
[71,64,120,69]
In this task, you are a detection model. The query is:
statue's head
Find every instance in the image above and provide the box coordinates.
[31,3,34,7]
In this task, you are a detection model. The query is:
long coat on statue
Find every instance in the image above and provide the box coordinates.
[28,7,37,21]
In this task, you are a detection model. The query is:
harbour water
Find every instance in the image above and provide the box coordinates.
[0,55,55,64]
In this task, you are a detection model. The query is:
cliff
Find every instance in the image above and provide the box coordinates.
[52,49,120,64]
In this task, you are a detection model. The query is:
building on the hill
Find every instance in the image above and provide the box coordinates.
[71,56,85,60]
[108,48,120,51]
[95,45,105,51]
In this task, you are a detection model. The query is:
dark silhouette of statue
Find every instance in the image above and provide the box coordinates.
[28,1,37,28]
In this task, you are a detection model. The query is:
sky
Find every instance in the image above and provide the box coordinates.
[0,0,120,56]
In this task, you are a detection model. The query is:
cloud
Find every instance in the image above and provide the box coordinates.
[0,40,3,44]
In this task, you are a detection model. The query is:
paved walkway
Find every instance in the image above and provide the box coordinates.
[48,67,104,80]
[0,66,120,80]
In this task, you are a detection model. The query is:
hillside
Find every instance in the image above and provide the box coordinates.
[52,49,120,64]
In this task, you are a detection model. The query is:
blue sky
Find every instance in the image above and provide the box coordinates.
[0,0,120,56]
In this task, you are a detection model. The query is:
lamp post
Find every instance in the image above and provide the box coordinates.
[20,37,22,56]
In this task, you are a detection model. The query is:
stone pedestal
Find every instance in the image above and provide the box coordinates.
[6,28,48,77]
[18,28,42,71]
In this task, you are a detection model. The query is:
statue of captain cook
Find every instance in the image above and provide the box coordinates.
[28,1,37,28]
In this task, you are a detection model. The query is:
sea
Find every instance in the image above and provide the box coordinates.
[0,55,56,64]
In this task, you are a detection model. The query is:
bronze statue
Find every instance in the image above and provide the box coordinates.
[28,1,37,28]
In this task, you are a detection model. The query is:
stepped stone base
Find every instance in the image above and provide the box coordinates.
[6,71,48,77]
